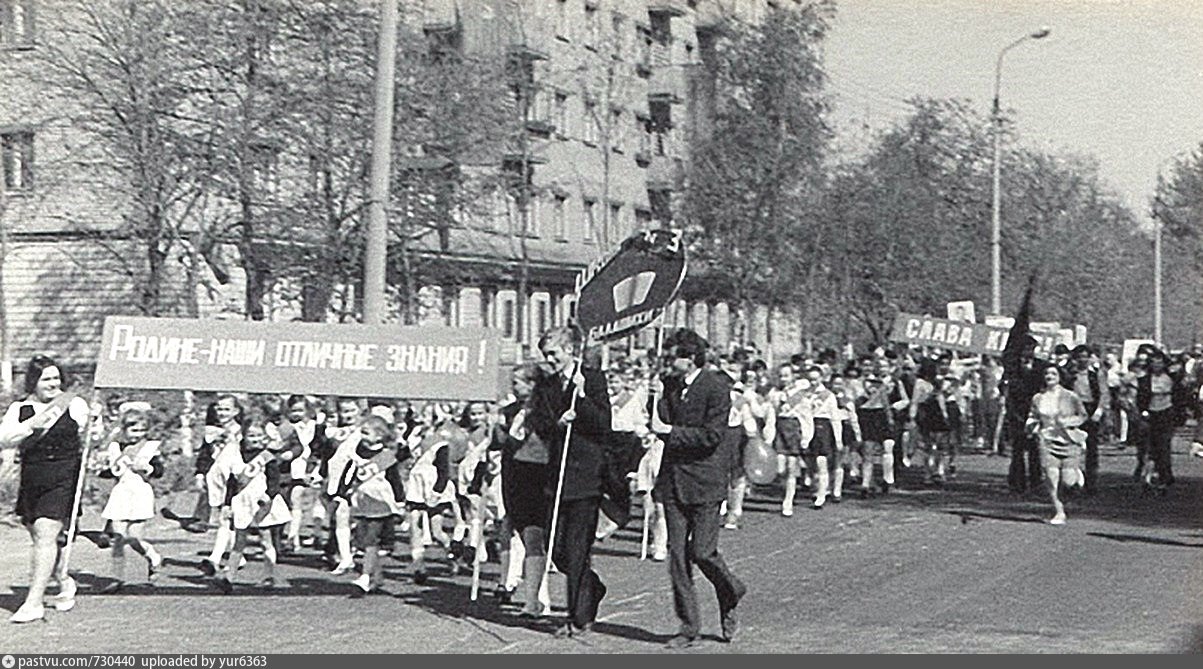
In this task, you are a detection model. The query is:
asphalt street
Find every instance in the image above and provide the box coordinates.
[3,437,1201,654]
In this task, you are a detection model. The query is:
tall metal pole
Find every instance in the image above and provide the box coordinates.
[990,95,1003,317]
[990,28,1049,316]
[363,0,398,324]
[1153,219,1163,345]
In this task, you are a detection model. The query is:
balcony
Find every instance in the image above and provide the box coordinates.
[647,155,683,191]
[525,119,555,137]
[694,0,726,32]
[648,66,685,104]
[423,0,459,33]
[647,1,688,18]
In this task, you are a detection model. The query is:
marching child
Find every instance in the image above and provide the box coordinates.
[99,409,164,592]
[215,411,292,593]
[830,373,861,503]
[806,367,844,508]
[338,415,407,597]
[768,363,811,516]
[322,398,364,574]
[856,372,898,494]
[200,395,243,576]
[405,404,470,583]
[280,395,327,553]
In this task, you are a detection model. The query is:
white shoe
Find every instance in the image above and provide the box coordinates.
[782,501,795,517]
[9,603,45,624]
[651,550,667,562]
[330,561,355,575]
[45,576,77,612]
[352,573,370,592]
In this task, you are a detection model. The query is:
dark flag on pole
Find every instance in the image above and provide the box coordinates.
[570,228,687,533]
[575,229,687,342]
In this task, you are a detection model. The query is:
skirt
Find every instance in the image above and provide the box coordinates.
[231,481,291,530]
[634,440,663,494]
[406,462,457,512]
[16,459,81,524]
[774,417,804,456]
[101,473,155,522]
[858,408,892,444]
[502,458,549,531]
[1037,438,1082,472]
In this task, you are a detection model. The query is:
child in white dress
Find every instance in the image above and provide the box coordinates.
[99,410,164,592]
[215,412,291,593]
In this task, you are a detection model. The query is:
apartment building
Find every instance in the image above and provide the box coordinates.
[0,0,800,381]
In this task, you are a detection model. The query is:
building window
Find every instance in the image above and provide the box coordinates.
[536,299,549,337]
[554,0,570,41]
[649,12,671,46]
[584,4,599,49]
[610,108,624,153]
[554,194,567,240]
[502,299,515,339]
[582,100,598,145]
[554,92,569,137]
[1,0,36,48]
[608,202,621,244]
[583,198,596,242]
[527,195,540,237]
[1,130,34,191]
[610,14,625,60]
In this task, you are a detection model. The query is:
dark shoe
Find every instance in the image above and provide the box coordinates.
[721,607,739,642]
[553,623,575,639]
[830,495,842,504]
[199,559,218,577]
[880,481,891,495]
[665,634,698,649]
[493,585,514,605]
[412,569,428,585]
[214,576,233,595]
[94,533,112,550]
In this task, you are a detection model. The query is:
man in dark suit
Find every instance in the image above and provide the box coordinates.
[524,325,612,638]
[650,329,747,648]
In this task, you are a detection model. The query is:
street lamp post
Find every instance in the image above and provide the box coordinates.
[1154,218,1163,345]
[991,27,1050,316]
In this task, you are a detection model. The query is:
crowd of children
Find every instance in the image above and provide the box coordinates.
[72,338,1201,613]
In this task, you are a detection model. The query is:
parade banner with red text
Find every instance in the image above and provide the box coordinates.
[890,313,1060,357]
[95,317,501,400]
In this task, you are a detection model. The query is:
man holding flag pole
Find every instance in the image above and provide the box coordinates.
[524,325,613,638]
[534,228,689,639]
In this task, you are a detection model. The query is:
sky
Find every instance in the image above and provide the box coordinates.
[821,0,1203,220]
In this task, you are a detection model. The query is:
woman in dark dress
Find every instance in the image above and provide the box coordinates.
[0,356,92,623]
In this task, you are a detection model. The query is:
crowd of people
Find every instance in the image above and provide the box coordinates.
[1,331,1200,643]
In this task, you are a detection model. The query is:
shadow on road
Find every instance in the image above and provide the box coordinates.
[732,445,1201,536]
[1085,531,1203,548]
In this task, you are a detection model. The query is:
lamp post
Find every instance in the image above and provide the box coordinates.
[1153,218,1163,345]
[991,26,1050,316]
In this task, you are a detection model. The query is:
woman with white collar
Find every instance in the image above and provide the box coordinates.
[1026,364,1088,525]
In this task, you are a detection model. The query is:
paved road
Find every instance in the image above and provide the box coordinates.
[3,438,1201,654]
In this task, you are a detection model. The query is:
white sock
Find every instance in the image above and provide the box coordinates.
[209,523,233,564]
